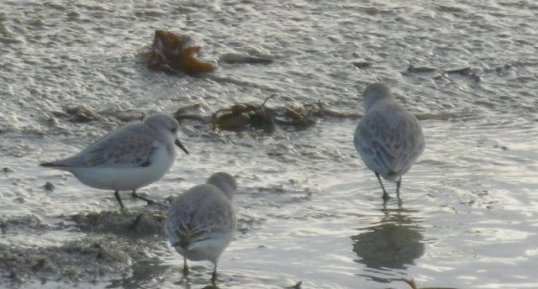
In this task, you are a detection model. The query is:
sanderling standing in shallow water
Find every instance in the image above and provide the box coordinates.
[164,172,237,284]
[354,83,425,202]
[40,113,190,209]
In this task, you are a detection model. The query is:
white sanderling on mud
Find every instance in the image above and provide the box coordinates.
[354,83,425,202]
[40,113,189,209]
[164,172,237,284]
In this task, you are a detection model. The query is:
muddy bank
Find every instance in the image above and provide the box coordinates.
[0,200,261,288]
[0,208,168,287]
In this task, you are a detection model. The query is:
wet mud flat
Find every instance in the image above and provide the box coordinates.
[0,0,537,288]
[0,206,170,288]
[0,190,266,289]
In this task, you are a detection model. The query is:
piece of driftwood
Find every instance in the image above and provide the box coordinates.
[144,30,215,76]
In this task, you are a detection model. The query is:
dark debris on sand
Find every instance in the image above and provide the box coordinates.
[0,214,50,235]
[403,64,481,82]
[44,98,358,138]
[174,96,360,135]
[69,208,167,239]
[0,207,169,287]
[0,236,140,285]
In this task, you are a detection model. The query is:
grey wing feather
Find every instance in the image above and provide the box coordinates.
[52,123,160,168]
[355,116,393,175]
[165,186,236,246]
[355,102,424,177]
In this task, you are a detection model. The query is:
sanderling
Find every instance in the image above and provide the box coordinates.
[40,113,190,209]
[164,172,237,284]
[354,83,425,201]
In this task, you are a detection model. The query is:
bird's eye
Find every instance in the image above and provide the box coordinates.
[171,127,178,133]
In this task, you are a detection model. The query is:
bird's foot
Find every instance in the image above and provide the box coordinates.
[132,191,168,208]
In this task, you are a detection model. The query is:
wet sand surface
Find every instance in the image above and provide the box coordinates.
[1,1,538,288]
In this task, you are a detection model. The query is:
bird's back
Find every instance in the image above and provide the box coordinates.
[354,99,424,180]
[164,184,236,248]
[41,122,163,169]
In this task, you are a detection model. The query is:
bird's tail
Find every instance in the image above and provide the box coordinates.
[385,170,399,181]
[39,162,63,167]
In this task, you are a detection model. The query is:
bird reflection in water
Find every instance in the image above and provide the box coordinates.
[351,207,424,283]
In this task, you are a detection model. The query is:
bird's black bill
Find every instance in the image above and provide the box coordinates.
[175,139,190,154]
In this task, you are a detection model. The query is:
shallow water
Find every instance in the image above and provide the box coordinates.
[1,0,538,288]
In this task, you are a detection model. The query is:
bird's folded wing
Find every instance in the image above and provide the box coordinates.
[54,124,161,168]
[357,108,421,174]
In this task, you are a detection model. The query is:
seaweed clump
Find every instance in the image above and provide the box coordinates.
[173,96,360,134]
[211,95,276,134]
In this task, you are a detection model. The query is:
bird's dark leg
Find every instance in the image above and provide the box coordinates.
[211,263,218,285]
[396,177,402,197]
[132,189,152,203]
[183,257,189,275]
[375,173,390,202]
[132,190,168,208]
[114,190,125,210]
[176,258,190,286]
[396,177,403,206]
